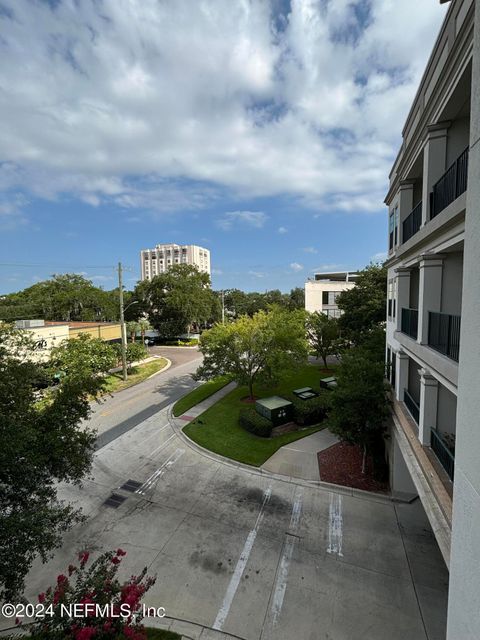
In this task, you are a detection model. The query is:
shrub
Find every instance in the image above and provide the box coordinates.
[239,407,273,437]
[286,393,331,426]
[24,549,156,640]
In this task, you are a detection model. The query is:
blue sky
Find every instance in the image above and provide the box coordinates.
[0,0,448,293]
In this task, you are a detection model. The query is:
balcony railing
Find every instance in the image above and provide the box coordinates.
[431,147,469,219]
[428,311,461,362]
[404,389,420,424]
[430,428,455,482]
[401,307,418,339]
[402,201,422,243]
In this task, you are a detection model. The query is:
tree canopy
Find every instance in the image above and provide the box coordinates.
[135,264,220,338]
[0,274,119,322]
[336,263,387,343]
[195,307,308,399]
[306,311,340,368]
[222,287,305,319]
[0,326,111,599]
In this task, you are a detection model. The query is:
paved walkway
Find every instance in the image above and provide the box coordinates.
[260,428,338,480]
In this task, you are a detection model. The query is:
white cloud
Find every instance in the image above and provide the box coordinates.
[0,0,448,217]
[290,262,304,272]
[248,270,266,278]
[278,226,288,234]
[211,267,223,275]
[302,246,317,254]
[217,210,267,230]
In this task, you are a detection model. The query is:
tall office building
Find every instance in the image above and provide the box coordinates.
[384,1,480,636]
[140,243,211,281]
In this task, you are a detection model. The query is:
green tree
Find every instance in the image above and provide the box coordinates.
[336,263,387,343]
[0,274,120,322]
[328,341,390,474]
[306,312,340,368]
[136,264,219,338]
[288,287,305,310]
[126,320,140,343]
[125,342,147,369]
[49,334,117,379]
[138,318,151,342]
[0,326,109,599]
[195,307,308,399]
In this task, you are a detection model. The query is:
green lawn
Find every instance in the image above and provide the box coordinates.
[183,364,333,467]
[102,358,168,394]
[172,375,231,416]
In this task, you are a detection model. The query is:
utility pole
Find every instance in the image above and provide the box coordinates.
[221,290,225,324]
[118,261,128,382]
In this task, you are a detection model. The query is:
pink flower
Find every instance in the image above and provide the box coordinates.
[111,556,121,565]
[78,551,90,567]
[75,627,97,640]
[37,592,46,603]
[57,574,68,585]
[68,564,77,576]
[116,548,127,557]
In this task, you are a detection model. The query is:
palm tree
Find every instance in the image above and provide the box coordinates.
[138,318,152,342]
[126,320,140,343]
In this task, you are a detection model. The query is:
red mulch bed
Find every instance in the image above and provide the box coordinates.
[318,442,389,493]
[240,396,258,404]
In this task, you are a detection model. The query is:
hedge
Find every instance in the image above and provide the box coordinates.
[239,407,273,437]
[285,392,331,426]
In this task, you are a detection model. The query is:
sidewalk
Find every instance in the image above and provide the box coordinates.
[175,381,237,422]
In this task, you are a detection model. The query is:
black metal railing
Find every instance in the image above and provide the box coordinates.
[401,307,418,339]
[431,428,455,481]
[428,311,461,361]
[402,201,422,243]
[404,389,420,424]
[431,147,469,219]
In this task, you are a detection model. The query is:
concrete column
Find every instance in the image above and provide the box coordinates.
[417,254,445,344]
[395,350,409,402]
[447,2,480,637]
[398,181,414,244]
[390,435,418,501]
[395,268,411,333]
[422,122,450,223]
[418,368,438,445]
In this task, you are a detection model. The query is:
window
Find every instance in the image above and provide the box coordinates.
[389,205,399,251]
[323,291,341,306]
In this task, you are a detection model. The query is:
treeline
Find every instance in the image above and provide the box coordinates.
[0,268,305,332]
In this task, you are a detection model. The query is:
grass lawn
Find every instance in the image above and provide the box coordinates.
[172,375,230,416]
[183,364,334,467]
[102,358,168,395]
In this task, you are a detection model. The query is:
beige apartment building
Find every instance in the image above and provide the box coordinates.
[304,271,359,317]
[140,243,211,281]
[384,0,480,636]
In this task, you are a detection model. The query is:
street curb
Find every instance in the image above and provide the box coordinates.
[146,614,249,640]
[167,404,397,505]
[147,357,171,378]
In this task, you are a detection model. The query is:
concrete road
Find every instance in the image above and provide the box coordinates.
[22,355,448,640]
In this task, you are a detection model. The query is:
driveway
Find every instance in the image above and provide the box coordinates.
[20,363,449,640]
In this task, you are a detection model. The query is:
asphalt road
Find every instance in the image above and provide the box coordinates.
[20,350,448,640]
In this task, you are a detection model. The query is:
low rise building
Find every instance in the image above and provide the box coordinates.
[305,271,359,317]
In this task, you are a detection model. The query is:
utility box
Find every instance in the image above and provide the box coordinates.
[255,396,293,426]
[320,376,337,390]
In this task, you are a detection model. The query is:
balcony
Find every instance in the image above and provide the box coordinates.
[431,147,469,219]
[401,307,418,339]
[430,428,455,482]
[402,201,422,243]
[428,311,461,361]
[404,388,420,424]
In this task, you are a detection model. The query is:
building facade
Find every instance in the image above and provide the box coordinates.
[304,271,359,317]
[384,0,480,636]
[140,243,211,281]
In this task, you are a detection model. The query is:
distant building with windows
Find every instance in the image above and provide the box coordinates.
[304,271,359,317]
[140,243,211,281]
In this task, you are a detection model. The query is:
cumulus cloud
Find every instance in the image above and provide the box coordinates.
[290,262,304,272]
[278,226,288,234]
[0,0,447,217]
[217,211,267,230]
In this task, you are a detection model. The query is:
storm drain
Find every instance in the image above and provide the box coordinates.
[120,479,143,493]
[103,493,127,508]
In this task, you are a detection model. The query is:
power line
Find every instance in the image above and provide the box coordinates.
[0,263,136,272]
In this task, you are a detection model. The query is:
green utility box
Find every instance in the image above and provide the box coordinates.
[255,396,293,426]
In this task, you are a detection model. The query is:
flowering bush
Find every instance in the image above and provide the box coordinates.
[26,549,156,639]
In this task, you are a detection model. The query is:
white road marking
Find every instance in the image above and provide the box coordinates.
[136,448,184,495]
[146,432,176,457]
[327,493,343,557]
[270,492,303,627]
[212,486,272,631]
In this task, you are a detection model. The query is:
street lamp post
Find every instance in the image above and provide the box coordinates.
[117,262,139,382]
